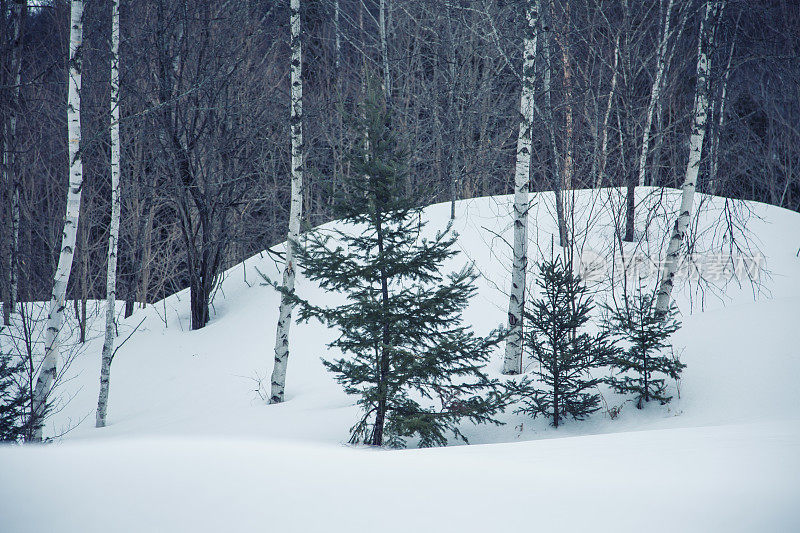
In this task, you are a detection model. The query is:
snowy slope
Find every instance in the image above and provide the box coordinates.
[1,188,799,532]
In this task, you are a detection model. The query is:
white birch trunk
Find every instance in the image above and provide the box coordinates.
[655,0,725,318]
[3,0,25,322]
[270,0,303,404]
[31,0,84,441]
[503,0,539,375]
[637,0,675,187]
[96,0,120,428]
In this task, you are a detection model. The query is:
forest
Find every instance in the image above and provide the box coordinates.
[1,0,797,325]
[0,1,799,530]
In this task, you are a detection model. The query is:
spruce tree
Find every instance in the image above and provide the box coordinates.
[0,352,26,442]
[283,86,506,448]
[603,291,684,408]
[517,257,615,427]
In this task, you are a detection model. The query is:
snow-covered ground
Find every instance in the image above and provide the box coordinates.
[2,188,799,532]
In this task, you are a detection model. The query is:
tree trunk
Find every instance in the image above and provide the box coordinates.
[708,14,738,195]
[371,210,391,447]
[3,0,26,325]
[78,192,89,342]
[96,0,121,428]
[637,0,676,189]
[595,33,619,189]
[270,0,303,404]
[558,0,574,191]
[503,0,539,375]
[625,178,636,241]
[626,0,680,242]
[334,0,341,75]
[189,261,210,330]
[655,0,725,318]
[379,0,390,100]
[30,0,84,441]
[543,4,568,248]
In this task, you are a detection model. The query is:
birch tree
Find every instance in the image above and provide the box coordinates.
[270,0,303,404]
[503,0,539,375]
[30,0,84,441]
[2,0,26,325]
[655,0,725,318]
[96,0,121,428]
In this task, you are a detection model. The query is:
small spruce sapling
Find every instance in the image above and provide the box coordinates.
[0,351,27,442]
[517,257,616,427]
[603,291,684,408]
[271,85,507,448]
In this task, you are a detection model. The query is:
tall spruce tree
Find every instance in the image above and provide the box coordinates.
[285,87,506,448]
[518,258,615,427]
[604,291,684,408]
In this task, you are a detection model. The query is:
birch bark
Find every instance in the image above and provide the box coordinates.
[270,0,303,404]
[3,0,25,324]
[31,0,84,441]
[655,0,725,318]
[96,0,121,428]
[503,0,539,375]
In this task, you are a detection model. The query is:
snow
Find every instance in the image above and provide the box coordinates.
[2,188,799,531]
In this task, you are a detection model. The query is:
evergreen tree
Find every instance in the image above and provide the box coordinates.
[0,352,26,442]
[604,291,684,408]
[282,87,506,448]
[517,257,615,427]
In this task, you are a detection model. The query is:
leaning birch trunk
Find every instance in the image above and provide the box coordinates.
[636,0,675,188]
[503,0,539,375]
[655,0,725,318]
[270,0,303,404]
[30,0,84,441]
[96,0,120,428]
[3,0,26,324]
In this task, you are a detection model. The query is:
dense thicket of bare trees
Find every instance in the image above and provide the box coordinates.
[0,0,798,331]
